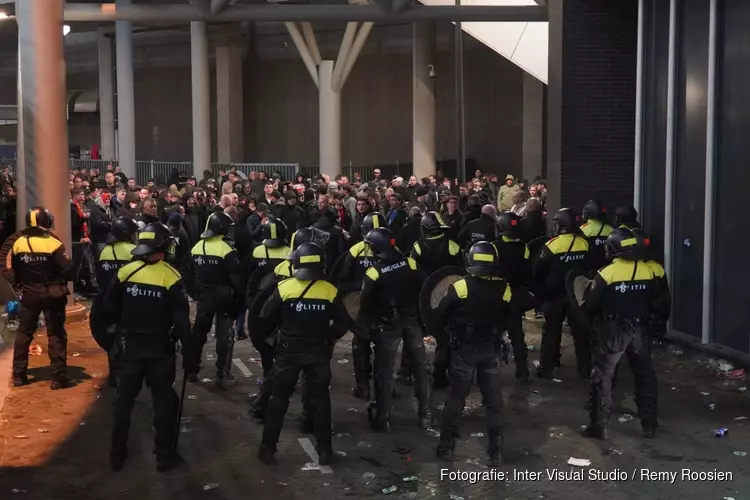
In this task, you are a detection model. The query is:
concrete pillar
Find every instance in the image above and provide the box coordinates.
[97,28,115,162]
[216,43,244,163]
[115,0,136,177]
[522,72,544,183]
[545,0,563,215]
[412,22,436,182]
[318,60,341,176]
[191,22,211,178]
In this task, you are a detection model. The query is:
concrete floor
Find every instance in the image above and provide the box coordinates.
[0,318,748,500]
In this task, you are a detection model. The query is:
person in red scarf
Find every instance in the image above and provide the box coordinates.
[329,192,352,233]
[70,189,96,295]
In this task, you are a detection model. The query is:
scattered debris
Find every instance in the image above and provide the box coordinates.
[552,378,562,383]
[13,435,29,440]
[618,414,634,423]
[402,476,419,482]
[465,457,488,468]
[347,407,358,412]
[700,391,710,396]
[278,482,288,486]
[449,494,464,500]
[733,451,747,457]
[334,451,347,457]
[301,462,320,471]
[715,428,729,437]
[357,441,372,449]
[739,387,748,392]
[28,345,43,356]
[705,402,717,411]
[667,345,683,356]
[37,429,48,434]
[79,421,87,427]
[606,447,622,455]
[363,472,376,480]
[202,483,219,491]
[722,497,736,500]
[201,378,212,383]
[671,387,677,390]
[187,395,197,400]
[71,352,80,357]
[470,432,485,438]
[382,485,398,494]
[425,427,441,437]
[734,416,747,421]
[180,426,192,434]
[568,457,591,467]
[334,432,350,438]
[11,488,27,494]
[337,359,350,364]
[532,360,540,368]
[180,416,194,424]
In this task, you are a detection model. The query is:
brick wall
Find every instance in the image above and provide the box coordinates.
[549,0,639,212]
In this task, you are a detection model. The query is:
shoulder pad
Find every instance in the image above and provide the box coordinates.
[407,257,417,270]
[365,267,380,281]
[448,240,461,255]
[452,278,468,299]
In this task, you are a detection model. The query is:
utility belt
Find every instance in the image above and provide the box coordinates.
[115,326,176,355]
[447,323,497,346]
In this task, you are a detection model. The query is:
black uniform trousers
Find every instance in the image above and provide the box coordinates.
[13,295,67,380]
[432,339,451,387]
[352,333,373,386]
[112,349,178,456]
[506,310,527,369]
[373,323,430,419]
[440,342,504,443]
[251,328,275,377]
[589,319,657,430]
[252,340,312,423]
[193,291,235,376]
[540,297,590,376]
[261,354,331,452]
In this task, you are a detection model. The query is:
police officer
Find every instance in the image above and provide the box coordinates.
[457,204,496,249]
[633,229,671,337]
[532,208,591,379]
[411,211,463,389]
[582,228,664,439]
[92,222,197,472]
[185,212,243,386]
[0,207,74,389]
[493,212,532,382]
[93,216,139,387]
[340,212,385,400]
[613,205,640,230]
[360,228,432,432]
[246,217,291,304]
[271,226,329,279]
[580,200,614,270]
[436,241,510,465]
[257,242,350,465]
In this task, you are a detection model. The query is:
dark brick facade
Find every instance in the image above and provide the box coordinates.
[547,0,639,213]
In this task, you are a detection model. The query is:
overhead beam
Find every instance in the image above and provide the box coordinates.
[210,0,233,15]
[64,4,548,23]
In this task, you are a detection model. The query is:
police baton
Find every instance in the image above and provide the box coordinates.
[173,369,188,451]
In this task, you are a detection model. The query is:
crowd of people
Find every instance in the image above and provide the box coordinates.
[0,162,670,475]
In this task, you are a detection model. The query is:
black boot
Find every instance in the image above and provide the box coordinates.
[50,378,75,390]
[352,382,370,401]
[109,448,128,472]
[257,443,276,465]
[487,435,504,467]
[318,445,334,466]
[418,406,433,430]
[515,364,530,383]
[582,425,608,440]
[642,423,658,439]
[156,451,185,473]
[436,437,455,462]
[12,374,28,387]
[535,366,553,380]
[215,371,236,388]
[370,415,392,434]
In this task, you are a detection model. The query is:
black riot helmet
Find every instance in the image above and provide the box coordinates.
[614,205,639,229]
[131,222,175,258]
[420,211,450,237]
[292,242,325,280]
[495,211,521,238]
[108,216,139,243]
[551,208,581,236]
[364,227,400,260]
[262,217,288,248]
[582,199,606,222]
[289,227,330,254]
[362,212,387,234]
[605,227,642,261]
[465,241,500,277]
[26,206,54,230]
[631,228,653,260]
[201,211,235,239]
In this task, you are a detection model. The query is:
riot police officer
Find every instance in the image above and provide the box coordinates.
[184,212,243,386]
[613,205,640,230]
[436,241,511,466]
[93,216,139,387]
[582,228,664,439]
[246,217,291,305]
[360,228,432,433]
[91,222,196,472]
[633,229,671,337]
[411,211,463,389]
[580,200,614,269]
[532,208,592,379]
[340,212,385,400]
[271,226,330,279]
[257,242,350,466]
[493,212,532,382]
[0,207,74,389]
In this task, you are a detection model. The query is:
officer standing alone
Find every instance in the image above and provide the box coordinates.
[0,207,74,389]
[92,222,197,472]
[582,228,666,439]
[184,212,243,386]
[360,228,432,433]
[436,241,511,466]
[257,242,350,465]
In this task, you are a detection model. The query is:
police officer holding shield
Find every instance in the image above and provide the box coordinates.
[436,241,511,466]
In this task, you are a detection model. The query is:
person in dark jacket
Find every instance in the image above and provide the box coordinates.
[166,212,191,268]
[457,195,482,236]
[272,190,306,232]
[520,198,547,243]
[313,207,346,272]
[348,197,375,244]
[397,207,423,253]
[457,204,496,249]
[386,193,408,236]
[247,203,269,247]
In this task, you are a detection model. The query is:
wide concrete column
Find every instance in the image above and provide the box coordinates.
[319,60,341,176]
[97,28,115,161]
[216,43,244,163]
[522,72,544,182]
[115,0,135,177]
[412,22,436,182]
[191,22,211,178]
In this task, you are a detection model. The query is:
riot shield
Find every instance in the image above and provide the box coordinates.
[248,273,282,342]
[565,268,594,330]
[337,281,366,335]
[419,266,465,339]
[328,251,348,284]
[527,235,548,263]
